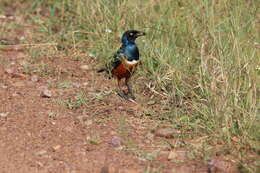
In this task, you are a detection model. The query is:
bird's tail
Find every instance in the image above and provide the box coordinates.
[97,68,112,79]
[97,68,109,73]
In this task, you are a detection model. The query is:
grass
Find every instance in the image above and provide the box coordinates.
[1,0,259,172]
[87,135,101,145]
[58,91,89,109]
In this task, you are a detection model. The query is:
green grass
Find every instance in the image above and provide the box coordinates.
[1,0,259,172]
[58,91,89,109]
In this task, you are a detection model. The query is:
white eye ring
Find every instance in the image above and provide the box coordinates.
[130,33,133,36]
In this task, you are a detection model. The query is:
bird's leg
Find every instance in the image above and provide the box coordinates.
[125,78,135,100]
[117,79,129,100]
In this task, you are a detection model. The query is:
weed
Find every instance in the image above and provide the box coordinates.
[87,135,101,145]
[48,112,58,120]
[58,81,72,88]
[58,92,88,109]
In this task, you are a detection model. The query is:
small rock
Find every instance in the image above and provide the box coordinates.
[87,53,95,57]
[0,15,7,19]
[0,112,9,118]
[170,150,187,161]
[72,83,81,88]
[231,136,239,143]
[168,150,178,160]
[85,120,93,126]
[4,68,14,74]
[153,128,180,138]
[52,145,61,151]
[110,131,117,135]
[19,60,27,66]
[41,89,52,98]
[36,161,44,167]
[0,83,8,89]
[5,68,26,78]
[35,150,47,156]
[12,92,21,97]
[31,75,39,82]
[83,82,88,86]
[118,106,124,110]
[207,158,238,173]
[80,65,90,70]
[110,136,122,147]
[100,164,117,173]
[145,132,154,140]
[105,29,112,33]
[20,36,25,41]
[144,132,154,144]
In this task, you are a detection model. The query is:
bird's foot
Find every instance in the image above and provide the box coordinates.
[117,91,129,100]
[127,92,136,100]
[117,91,136,101]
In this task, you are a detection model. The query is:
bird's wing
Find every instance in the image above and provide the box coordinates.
[98,47,126,75]
[109,48,126,70]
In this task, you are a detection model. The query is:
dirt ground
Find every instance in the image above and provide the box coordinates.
[0,8,240,173]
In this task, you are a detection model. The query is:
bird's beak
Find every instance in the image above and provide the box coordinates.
[136,31,146,37]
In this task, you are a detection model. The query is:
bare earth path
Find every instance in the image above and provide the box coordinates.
[0,7,239,173]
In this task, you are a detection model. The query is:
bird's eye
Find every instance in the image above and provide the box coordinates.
[129,33,133,36]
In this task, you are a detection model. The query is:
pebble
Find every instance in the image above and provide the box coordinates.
[52,145,61,151]
[31,75,39,82]
[143,132,154,144]
[0,83,8,89]
[80,65,90,70]
[5,68,26,78]
[207,158,238,173]
[153,127,180,138]
[100,164,116,173]
[110,136,122,147]
[12,92,20,97]
[83,82,88,86]
[40,89,52,98]
[85,120,93,126]
[72,83,81,88]
[4,68,14,74]
[35,150,47,156]
[0,112,9,118]
[110,131,117,135]
[168,150,178,160]
[118,106,124,110]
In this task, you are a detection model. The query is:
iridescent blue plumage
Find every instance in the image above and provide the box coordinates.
[111,30,143,70]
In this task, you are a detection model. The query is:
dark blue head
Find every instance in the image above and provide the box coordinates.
[121,30,145,46]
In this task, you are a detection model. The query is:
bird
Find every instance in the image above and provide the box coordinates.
[98,30,145,100]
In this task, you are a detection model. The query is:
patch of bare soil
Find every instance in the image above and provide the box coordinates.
[0,10,239,173]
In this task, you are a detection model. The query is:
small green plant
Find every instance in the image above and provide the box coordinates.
[58,81,72,88]
[87,135,101,145]
[58,92,88,109]
[48,112,58,120]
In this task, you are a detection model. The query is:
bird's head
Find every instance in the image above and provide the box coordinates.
[121,30,145,45]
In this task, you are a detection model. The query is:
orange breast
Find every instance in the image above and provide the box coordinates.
[112,63,135,79]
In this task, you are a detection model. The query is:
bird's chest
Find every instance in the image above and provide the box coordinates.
[112,59,139,79]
